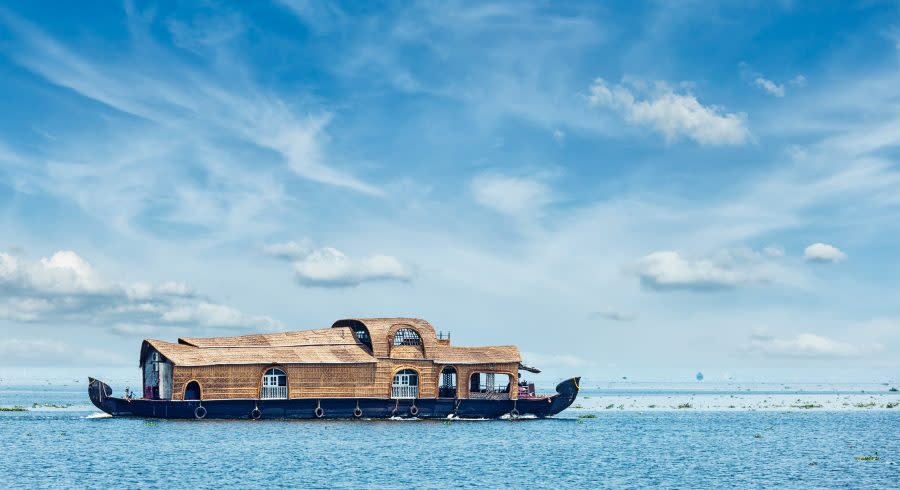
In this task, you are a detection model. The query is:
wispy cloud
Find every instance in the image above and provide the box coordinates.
[470,172,552,219]
[753,77,785,97]
[590,308,636,322]
[744,330,882,359]
[587,78,750,145]
[264,240,413,288]
[0,9,381,243]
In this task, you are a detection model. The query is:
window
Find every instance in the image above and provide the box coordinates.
[393,328,422,346]
[439,366,457,398]
[392,369,419,399]
[262,368,288,399]
[468,373,512,400]
[184,381,201,400]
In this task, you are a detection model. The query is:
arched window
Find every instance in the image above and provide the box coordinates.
[184,381,201,400]
[262,368,287,399]
[391,369,419,399]
[393,328,422,346]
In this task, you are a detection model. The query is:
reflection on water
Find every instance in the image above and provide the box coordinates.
[1,386,898,488]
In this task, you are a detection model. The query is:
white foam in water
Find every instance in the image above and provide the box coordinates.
[85,412,112,419]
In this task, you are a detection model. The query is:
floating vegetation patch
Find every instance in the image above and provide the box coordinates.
[648,404,657,409]
[791,403,822,409]
[577,414,597,419]
[573,404,584,409]
[808,462,818,466]
[886,402,899,409]
[855,454,880,461]
[854,402,877,408]
[0,406,29,412]
[605,404,615,410]
[676,403,692,409]
[32,403,73,409]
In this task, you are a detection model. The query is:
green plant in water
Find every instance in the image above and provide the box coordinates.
[0,406,29,412]
[648,404,657,408]
[791,403,822,409]
[573,404,584,409]
[676,403,692,409]
[885,401,899,409]
[855,452,880,461]
[605,404,614,409]
[854,402,876,408]
[577,414,597,419]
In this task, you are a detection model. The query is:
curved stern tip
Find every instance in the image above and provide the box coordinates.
[547,376,581,416]
[87,377,114,414]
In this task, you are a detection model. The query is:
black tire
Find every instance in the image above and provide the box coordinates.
[194,406,207,420]
[410,405,419,417]
[250,408,261,420]
[315,406,325,418]
[353,407,363,418]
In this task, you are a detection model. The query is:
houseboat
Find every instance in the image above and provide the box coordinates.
[88,318,580,419]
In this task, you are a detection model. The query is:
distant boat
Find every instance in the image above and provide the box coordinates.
[89,317,581,420]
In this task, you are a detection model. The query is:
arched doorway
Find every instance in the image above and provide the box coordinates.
[391,369,419,399]
[438,366,457,398]
[262,368,288,399]
[184,381,201,400]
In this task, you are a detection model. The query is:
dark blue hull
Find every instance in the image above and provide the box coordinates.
[88,377,580,420]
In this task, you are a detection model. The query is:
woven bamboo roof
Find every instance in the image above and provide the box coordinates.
[432,345,521,365]
[144,332,376,367]
[178,328,352,348]
[140,318,521,367]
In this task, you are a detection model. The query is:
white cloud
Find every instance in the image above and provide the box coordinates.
[804,243,847,263]
[264,240,414,287]
[744,331,882,359]
[470,173,552,218]
[789,75,807,87]
[261,240,313,261]
[587,78,750,145]
[631,248,781,292]
[0,251,280,332]
[753,77,785,97]
[552,130,566,143]
[590,308,636,322]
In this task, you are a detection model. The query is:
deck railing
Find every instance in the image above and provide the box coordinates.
[391,385,418,399]
[261,386,288,399]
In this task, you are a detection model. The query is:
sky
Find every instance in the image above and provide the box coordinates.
[1,1,899,385]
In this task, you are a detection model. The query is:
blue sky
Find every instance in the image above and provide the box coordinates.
[1,1,899,384]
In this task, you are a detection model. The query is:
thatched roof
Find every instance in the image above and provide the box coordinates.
[141,318,521,367]
[432,345,521,365]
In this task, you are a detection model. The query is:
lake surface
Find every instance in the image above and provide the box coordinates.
[2,386,898,488]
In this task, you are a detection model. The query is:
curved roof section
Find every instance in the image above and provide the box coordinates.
[331,318,437,357]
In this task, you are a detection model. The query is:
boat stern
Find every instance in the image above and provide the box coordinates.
[547,376,581,415]
[88,377,117,415]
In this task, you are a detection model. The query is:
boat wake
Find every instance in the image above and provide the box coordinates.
[85,412,112,419]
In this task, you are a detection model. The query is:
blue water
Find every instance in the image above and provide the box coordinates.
[2,386,898,488]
